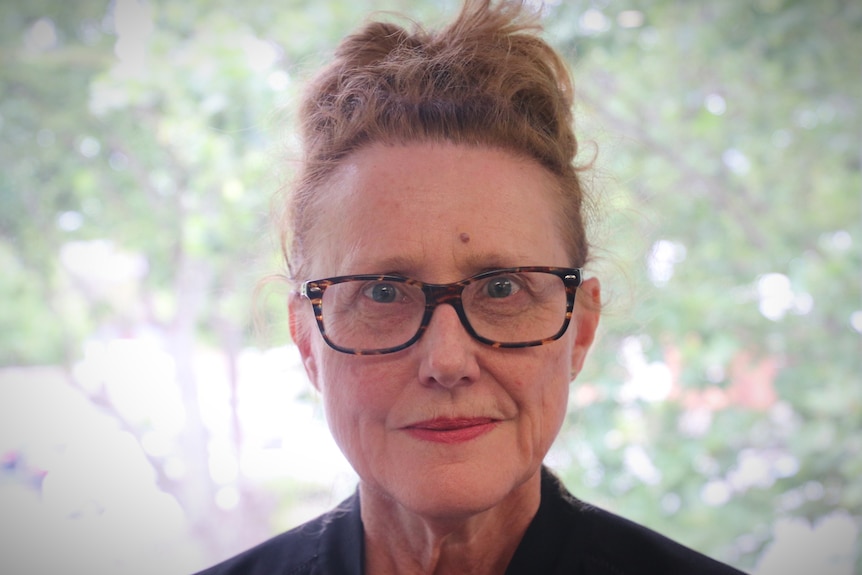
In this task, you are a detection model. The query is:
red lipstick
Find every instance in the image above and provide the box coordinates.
[404,417,498,444]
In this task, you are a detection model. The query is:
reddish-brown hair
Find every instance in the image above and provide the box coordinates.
[280,0,589,282]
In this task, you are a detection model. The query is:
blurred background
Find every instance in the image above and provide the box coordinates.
[1,0,859,573]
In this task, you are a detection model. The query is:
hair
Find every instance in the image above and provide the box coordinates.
[278,0,591,283]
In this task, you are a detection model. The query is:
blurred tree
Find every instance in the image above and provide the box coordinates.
[2,0,281,558]
[546,0,861,571]
[1,0,858,572]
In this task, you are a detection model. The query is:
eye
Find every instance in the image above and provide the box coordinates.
[364,281,400,303]
[484,276,521,298]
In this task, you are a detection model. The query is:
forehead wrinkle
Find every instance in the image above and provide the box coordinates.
[337,246,517,282]
[319,226,431,277]
[453,249,542,274]
[346,253,427,277]
[342,227,551,281]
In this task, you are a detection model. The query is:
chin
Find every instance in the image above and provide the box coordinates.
[376,459,537,521]
[401,486,503,521]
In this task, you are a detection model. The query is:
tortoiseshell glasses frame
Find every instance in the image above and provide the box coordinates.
[300,266,582,355]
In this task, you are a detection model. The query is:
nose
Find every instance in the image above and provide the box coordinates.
[416,304,480,389]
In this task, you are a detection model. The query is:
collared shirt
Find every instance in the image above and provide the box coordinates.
[195,468,747,574]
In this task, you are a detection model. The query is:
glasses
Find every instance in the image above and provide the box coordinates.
[300,266,582,355]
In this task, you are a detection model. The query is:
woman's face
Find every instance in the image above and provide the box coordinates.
[290,142,599,519]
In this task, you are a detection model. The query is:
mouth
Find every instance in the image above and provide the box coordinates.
[403,417,499,444]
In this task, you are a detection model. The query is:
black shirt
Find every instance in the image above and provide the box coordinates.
[194,468,746,574]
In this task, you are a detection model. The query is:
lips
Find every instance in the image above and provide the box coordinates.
[403,417,499,444]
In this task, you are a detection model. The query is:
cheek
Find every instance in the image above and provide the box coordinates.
[547,379,570,424]
[319,366,377,471]
[317,356,402,437]
[520,347,572,434]
[534,377,570,456]
[316,355,362,442]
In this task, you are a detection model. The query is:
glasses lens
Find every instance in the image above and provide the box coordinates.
[314,270,571,353]
[462,271,568,344]
[320,278,425,352]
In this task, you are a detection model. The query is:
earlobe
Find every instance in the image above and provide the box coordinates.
[289,295,321,390]
[570,277,601,378]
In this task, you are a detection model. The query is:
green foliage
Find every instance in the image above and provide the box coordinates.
[549,0,861,570]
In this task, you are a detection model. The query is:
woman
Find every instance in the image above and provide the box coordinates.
[197,1,745,573]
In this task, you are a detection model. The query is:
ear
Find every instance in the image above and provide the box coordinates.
[570,277,601,378]
[289,294,321,391]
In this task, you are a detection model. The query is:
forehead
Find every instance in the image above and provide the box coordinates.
[308,142,568,279]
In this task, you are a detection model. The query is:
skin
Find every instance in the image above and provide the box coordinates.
[289,142,601,575]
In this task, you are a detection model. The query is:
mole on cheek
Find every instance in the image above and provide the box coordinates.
[459,232,471,244]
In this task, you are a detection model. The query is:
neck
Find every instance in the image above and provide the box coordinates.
[360,471,541,575]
